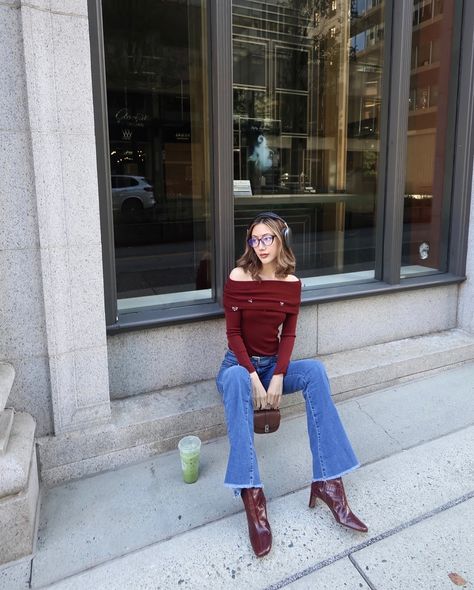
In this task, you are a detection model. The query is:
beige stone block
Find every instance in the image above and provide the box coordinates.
[318,285,458,354]
[4,356,53,438]
[292,305,318,359]
[50,12,95,135]
[58,133,102,247]
[0,413,36,497]
[50,0,88,16]
[107,319,226,398]
[0,409,14,455]
[49,347,110,433]
[0,249,47,359]
[0,5,28,132]
[25,0,88,16]
[20,6,59,133]
[0,363,15,412]
[0,132,38,251]
[23,0,50,10]
[0,449,39,566]
[40,246,106,357]
[458,174,474,334]
[31,132,68,248]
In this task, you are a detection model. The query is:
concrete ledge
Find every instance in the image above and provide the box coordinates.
[0,558,31,590]
[0,363,15,411]
[0,413,36,497]
[0,409,14,455]
[0,450,39,566]
[37,329,474,487]
[326,328,474,400]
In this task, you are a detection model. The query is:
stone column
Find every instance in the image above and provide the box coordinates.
[19,0,111,433]
[458,164,474,333]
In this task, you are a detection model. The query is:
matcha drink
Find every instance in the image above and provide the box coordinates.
[178,436,201,484]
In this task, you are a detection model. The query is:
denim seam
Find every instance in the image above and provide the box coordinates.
[290,369,327,480]
[224,483,264,498]
[220,360,262,489]
[244,370,255,486]
[311,462,361,482]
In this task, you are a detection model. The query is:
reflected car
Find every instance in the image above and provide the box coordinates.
[111,175,156,213]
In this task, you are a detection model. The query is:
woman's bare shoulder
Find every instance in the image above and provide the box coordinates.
[229,267,253,281]
[284,274,300,282]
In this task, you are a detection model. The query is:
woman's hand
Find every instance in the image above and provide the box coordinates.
[267,373,283,409]
[250,372,268,410]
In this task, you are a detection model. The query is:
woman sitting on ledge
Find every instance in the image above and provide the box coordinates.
[216,212,368,557]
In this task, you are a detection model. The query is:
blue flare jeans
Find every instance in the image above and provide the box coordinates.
[216,350,360,494]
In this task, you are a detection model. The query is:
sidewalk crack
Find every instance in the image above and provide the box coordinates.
[264,490,474,590]
[348,553,378,590]
[355,400,402,446]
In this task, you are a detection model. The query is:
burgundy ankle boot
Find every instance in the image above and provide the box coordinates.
[309,478,368,533]
[241,488,272,556]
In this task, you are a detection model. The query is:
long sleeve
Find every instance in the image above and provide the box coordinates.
[224,307,255,373]
[274,311,299,375]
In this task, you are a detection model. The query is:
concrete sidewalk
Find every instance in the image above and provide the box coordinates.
[2,363,474,590]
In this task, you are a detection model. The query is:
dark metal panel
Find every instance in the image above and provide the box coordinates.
[437,2,464,272]
[381,0,414,284]
[373,0,394,281]
[300,273,465,305]
[449,0,474,276]
[108,302,223,333]
[87,0,118,326]
[106,273,466,333]
[210,0,234,303]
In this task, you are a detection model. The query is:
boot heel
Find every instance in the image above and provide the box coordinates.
[308,478,368,533]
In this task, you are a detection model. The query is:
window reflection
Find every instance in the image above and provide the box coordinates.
[232,0,385,284]
[102,0,212,310]
[402,0,456,276]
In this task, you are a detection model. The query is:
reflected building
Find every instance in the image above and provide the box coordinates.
[232,0,385,277]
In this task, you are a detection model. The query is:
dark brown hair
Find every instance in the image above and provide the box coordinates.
[237,216,296,280]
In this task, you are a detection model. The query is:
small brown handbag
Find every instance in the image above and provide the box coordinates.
[254,409,281,434]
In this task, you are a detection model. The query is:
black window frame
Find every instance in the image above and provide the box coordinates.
[88,0,474,334]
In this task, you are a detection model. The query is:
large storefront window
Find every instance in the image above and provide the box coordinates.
[102,0,212,311]
[232,0,385,286]
[402,0,456,277]
[91,0,472,328]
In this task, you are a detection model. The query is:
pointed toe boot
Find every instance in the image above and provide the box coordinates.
[241,487,272,557]
[309,478,368,533]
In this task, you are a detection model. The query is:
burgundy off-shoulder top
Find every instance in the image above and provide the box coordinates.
[223,277,302,375]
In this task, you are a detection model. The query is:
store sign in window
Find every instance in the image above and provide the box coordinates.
[232,0,385,287]
[102,0,212,311]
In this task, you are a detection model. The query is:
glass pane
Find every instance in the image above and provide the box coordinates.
[232,0,385,286]
[402,0,456,277]
[102,0,212,311]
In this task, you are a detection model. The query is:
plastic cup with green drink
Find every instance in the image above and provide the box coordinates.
[178,435,201,483]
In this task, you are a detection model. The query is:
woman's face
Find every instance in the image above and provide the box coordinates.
[249,222,280,268]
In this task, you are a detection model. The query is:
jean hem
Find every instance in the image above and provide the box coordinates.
[311,462,360,482]
[224,482,264,497]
